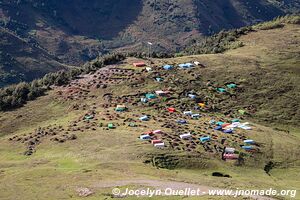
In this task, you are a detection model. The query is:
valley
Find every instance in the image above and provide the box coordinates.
[0,21,299,199]
[1,0,299,86]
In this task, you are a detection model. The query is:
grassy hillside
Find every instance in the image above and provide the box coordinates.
[0,22,299,199]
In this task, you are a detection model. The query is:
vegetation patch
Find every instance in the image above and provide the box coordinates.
[144,153,215,170]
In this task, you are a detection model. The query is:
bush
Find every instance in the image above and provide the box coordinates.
[254,15,300,30]
[183,26,253,55]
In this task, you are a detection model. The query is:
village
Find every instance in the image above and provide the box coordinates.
[8,58,260,164]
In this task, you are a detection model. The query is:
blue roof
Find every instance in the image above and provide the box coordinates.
[177,119,188,124]
[199,136,211,142]
[179,63,194,68]
[223,129,233,134]
[188,94,197,99]
[140,135,151,140]
[214,126,223,131]
[163,65,174,70]
[242,146,253,150]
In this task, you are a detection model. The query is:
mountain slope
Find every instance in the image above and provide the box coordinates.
[0,27,68,87]
[0,21,299,199]
[0,0,299,86]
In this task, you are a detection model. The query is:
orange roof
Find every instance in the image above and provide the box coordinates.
[133,62,146,67]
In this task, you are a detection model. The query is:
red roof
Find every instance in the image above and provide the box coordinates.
[133,62,146,67]
[145,131,154,136]
[167,107,176,112]
[222,123,231,128]
[223,153,238,160]
[151,140,162,144]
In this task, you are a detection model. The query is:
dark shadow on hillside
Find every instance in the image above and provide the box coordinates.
[51,0,143,39]
[194,0,284,35]
[3,0,143,40]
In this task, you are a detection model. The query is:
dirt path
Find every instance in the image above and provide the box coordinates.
[92,179,275,200]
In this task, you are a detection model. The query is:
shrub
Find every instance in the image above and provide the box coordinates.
[254,15,300,30]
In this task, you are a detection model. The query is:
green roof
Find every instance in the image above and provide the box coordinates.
[227,83,237,88]
[217,88,226,93]
[146,94,157,99]
[108,123,115,129]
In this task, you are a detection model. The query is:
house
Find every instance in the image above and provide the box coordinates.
[139,115,149,121]
[223,129,233,134]
[154,142,165,148]
[244,139,255,144]
[167,107,176,112]
[153,130,162,134]
[84,115,94,120]
[223,153,239,160]
[146,67,152,72]
[155,90,169,96]
[133,62,146,67]
[191,114,200,119]
[186,63,194,67]
[180,133,192,139]
[216,121,225,126]
[177,119,187,124]
[163,65,174,70]
[224,147,235,153]
[115,105,127,112]
[128,122,137,127]
[183,111,193,116]
[221,123,231,128]
[231,119,240,123]
[140,135,151,140]
[242,146,253,151]
[198,103,205,108]
[226,122,240,129]
[179,63,194,69]
[238,122,251,127]
[199,136,211,143]
[193,61,206,68]
[217,88,227,93]
[194,61,201,66]
[145,93,157,99]
[141,98,148,103]
[151,139,162,145]
[188,94,197,99]
[226,83,237,89]
[144,131,154,136]
[214,126,223,131]
[238,125,252,130]
[108,123,115,129]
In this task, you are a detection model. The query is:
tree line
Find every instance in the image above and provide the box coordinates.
[0,53,127,111]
